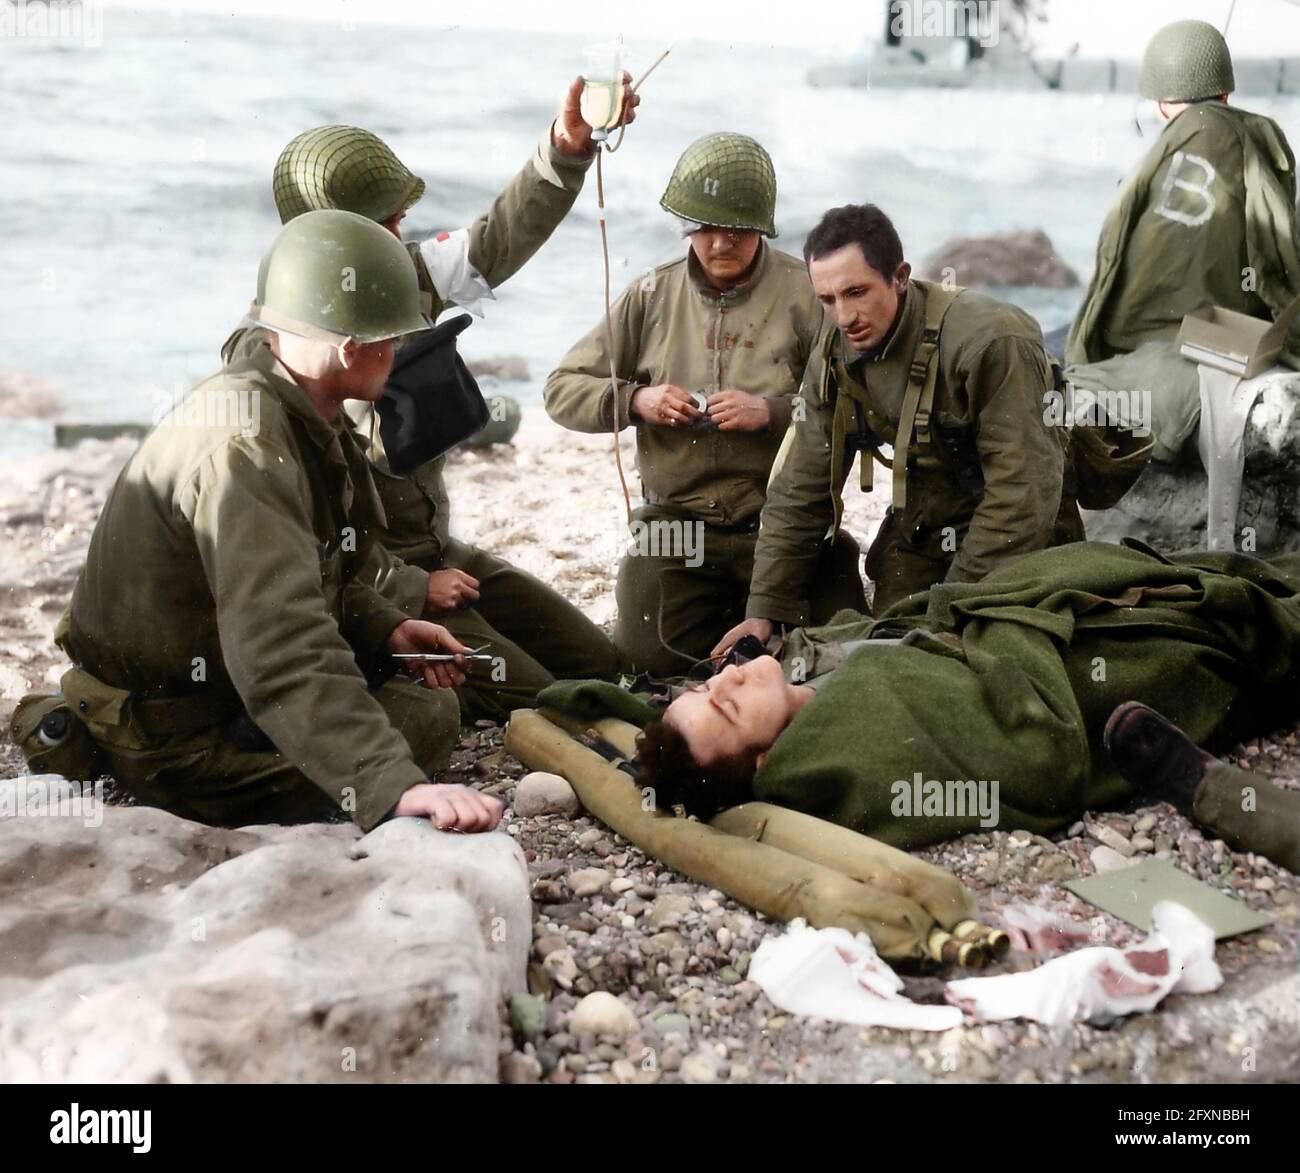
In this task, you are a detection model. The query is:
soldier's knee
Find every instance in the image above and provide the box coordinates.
[573,632,621,680]
[381,679,461,775]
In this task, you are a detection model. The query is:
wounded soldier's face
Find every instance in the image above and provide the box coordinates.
[665,656,802,768]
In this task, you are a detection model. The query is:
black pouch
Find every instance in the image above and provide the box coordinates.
[376,314,488,474]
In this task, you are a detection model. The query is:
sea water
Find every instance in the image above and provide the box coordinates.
[2,9,1298,456]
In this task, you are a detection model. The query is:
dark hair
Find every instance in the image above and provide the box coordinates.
[633,719,758,821]
[803,204,905,279]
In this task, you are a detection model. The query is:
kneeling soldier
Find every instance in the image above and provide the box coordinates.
[545,133,866,676]
[26,211,503,834]
[718,202,1083,654]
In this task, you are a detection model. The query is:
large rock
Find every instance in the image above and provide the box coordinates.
[0,367,60,418]
[0,777,530,1082]
[919,230,1079,289]
[1085,377,1300,552]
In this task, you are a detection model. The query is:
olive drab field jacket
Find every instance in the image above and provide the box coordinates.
[58,343,432,830]
[1067,103,1300,366]
[747,280,1072,626]
[542,242,822,527]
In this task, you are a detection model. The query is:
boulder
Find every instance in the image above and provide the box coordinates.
[0,777,530,1082]
[465,355,529,382]
[919,229,1079,289]
[0,368,60,418]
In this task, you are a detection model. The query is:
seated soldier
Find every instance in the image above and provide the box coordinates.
[633,541,1300,874]
[544,133,867,676]
[23,211,503,835]
[226,75,635,720]
[1067,19,1300,367]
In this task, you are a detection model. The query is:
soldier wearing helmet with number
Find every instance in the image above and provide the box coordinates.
[544,133,867,676]
[38,212,505,834]
[1068,19,1300,366]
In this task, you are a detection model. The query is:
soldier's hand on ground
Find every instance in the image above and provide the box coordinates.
[387,619,469,689]
[708,389,771,432]
[425,568,481,616]
[393,782,505,832]
[631,384,702,428]
[711,617,774,660]
[552,72,640,158]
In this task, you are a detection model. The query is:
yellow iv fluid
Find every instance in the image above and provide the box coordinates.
[580,79,625,131]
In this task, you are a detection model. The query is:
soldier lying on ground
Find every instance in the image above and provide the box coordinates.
[16,212,503,835]
[226,75,636,720]
[633,540,1300,874]
[1066,19,1300,367]
[715,202,1084,660]
[544,133,866,676]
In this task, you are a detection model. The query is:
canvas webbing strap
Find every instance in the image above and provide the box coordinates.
[893,284,964,510]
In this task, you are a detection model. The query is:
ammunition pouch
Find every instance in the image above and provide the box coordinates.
[56,665,241,748]
[10,693,106,781]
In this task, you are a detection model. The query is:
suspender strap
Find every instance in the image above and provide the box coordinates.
[892,285,964,511]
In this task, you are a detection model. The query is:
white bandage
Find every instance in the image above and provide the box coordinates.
[945,901,1221,1026]
[416,227,495,317]
[748,919,964,1032]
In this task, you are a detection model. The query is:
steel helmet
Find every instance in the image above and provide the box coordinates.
[272,125,425,225]
[659,133,778,238]
[246,209,430,344]
[1139,20,1235,103]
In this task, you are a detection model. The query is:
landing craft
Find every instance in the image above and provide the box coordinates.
[809,0,1300,94]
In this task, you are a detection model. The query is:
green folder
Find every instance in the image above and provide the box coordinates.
[1066,859,1272,940]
